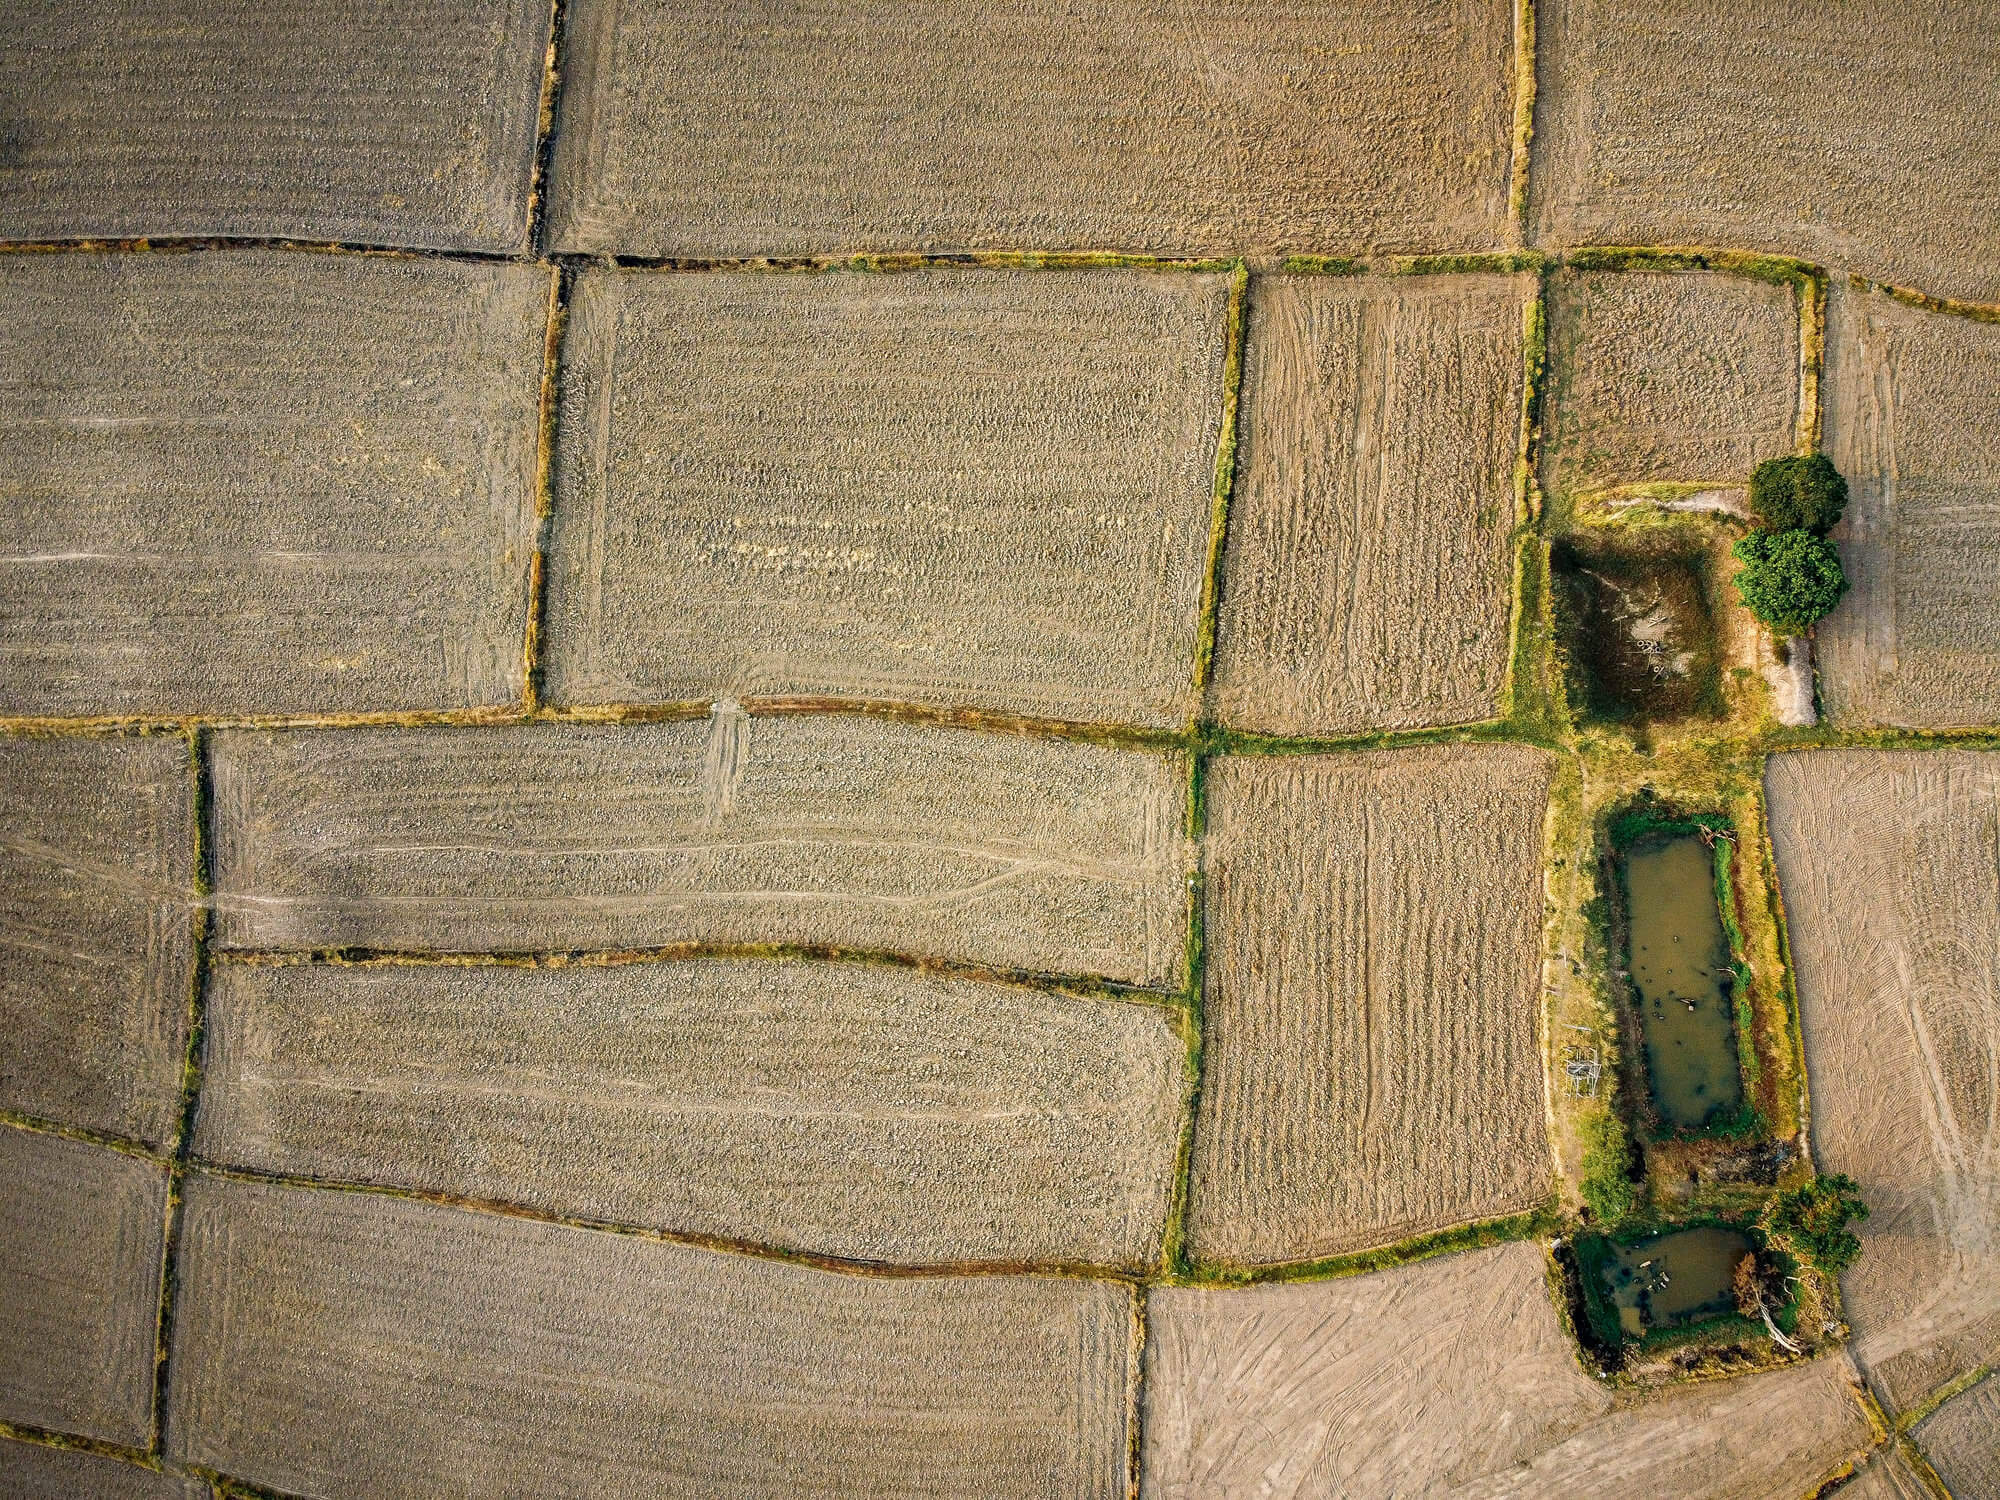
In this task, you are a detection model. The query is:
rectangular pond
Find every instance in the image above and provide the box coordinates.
[1624,833,1745,1130]
[1594,1224,1755,1337]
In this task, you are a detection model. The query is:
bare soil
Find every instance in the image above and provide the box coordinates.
[1912,1373,2000,1499]
[1188,746,1555,1265]
[166,1174,1133,1500]
[1208,273,1528,736]
[209,711,1190,986]
[1766,751,2000,1414]
[0,1438,205,1500]
[548,0,1515,259]
[543,268,1227,726]
[1819,282,2000,728]
[1837,1450,1940,1500]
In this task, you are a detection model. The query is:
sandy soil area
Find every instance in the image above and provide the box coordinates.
[548,0,1514,259]
[544,268,1226,726]
[1208,273,1528,736]
[1818,283,2000,728]
[1531,0,2000,303]
[167,1175,1133,1499]
[1913,1373,2000,1499]
[0,1127,165,1448]
[209,711,1190,986]
[0,1438,205,1500]
[0,0,550,253]
[1188,746,1554,1265]
[1767,751,2000,1414]
[0,252,547,718]
[196,958,1184,1267]
[0,736,192,1146]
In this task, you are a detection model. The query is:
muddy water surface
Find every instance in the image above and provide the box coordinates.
[1626,834,1744,1129]
[1599,1225,1755,1336]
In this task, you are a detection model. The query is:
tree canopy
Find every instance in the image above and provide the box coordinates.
[1748,453,1848,535]
[1732,528,1848,634]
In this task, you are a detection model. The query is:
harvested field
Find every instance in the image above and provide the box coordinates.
[547,0,1514,259]
[1912,1374,2000,1499]
[166,1175,1133,1500]
[209,712,1189,985]
[544,268,1226,726]
[1142,1243,1612,1496]
[1819,283,2000,728]
[1208,273,1528,736]
[1187,746,1554,1266]
[0,1127,166,1447]
[1540,269,1799,501]
[0,0,550,253]
[0,735,193,1146]
[0,252,547,719]
[1531,0,2000,303]
[196,958,1184,1267]
[1766,751,2000,1414]
[0,1439,205,1500]
[1837,1450,1938,1500]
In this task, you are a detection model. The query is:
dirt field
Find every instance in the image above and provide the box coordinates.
[1,736,192,1146]
[0,251,547,719]
[197,958,1184,1267]
[0,1438,205,1500]
[543,268,1226,727]
[1541,269,1799,500]
[0,0,550,253]
[1818,283,2000,728]
[1187,746,1554,1266]
[1207,273,1528,736]
[548,0,1514,259]
[1531,0,2000,303]
[1766,751,2000,1414]
[1838,1450,1936,1500]
[209,712,1190,986]
[167,1174,1133,1499]
[1913,1373,2000,1499]
[0,1127,166,1448]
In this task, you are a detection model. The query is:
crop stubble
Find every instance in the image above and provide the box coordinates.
[544,268,1227,726]
[0,251,547,719]
[1188,746,1554,1265]
[0,1438,206,1500]
[1819,282,2000,728]
[196,958,1184,1267]
[1911,1373,2000,1499]
[209,711,1190,986]
[166,1175,1133,1500]
[1208,273,1528,735]
[1766,751,2000,1413]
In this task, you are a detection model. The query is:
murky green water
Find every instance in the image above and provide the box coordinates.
[1626,834,1744,1129]
[1597,1225,1755,1336]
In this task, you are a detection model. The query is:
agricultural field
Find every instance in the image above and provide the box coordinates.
[1911,1374,2000,1498]
[0,1438,204,1500]
[1208,272,1528,736]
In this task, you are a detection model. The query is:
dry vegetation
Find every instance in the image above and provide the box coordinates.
[0,735,193,1147]
[1911,1372,2000,1498]
[1819,281,2000,728]
[548,0,1515,258]
[1207,272,1529,735]
[167,1174,1134,1500]
[0,252,547,719]
[543,268,1227,727]
[197,958,1184,1267]
[1188,746,1555,1266]
[1766,751,2000,1415]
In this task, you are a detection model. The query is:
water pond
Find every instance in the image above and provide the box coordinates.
[1625,833,1744,1130]
[1595,1225,1755,1337]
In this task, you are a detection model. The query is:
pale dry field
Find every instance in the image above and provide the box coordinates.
[0,1438,205,1500]
[1208,273,1527,736]
[1913,1373,2000,1500]
[548,0,1514,259]
[0,736,192,1146]
[0,0,550,253]
[0,252,547,719]
[1819,282,2000,728]
[167,1175,1134,1500]
[1767,751,2000,1414]
[544,268,1226,726]
[1531,0,2000,303]
[1187,746,1554,1266]
[209,711,1190,986]
[196,958,1184,1267]
[0,1128,165,1448]
[1837,1450,1936,1500]
[1540,268,1799,500]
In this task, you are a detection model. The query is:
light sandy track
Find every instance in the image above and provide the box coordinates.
[166,1173,1134,1500]
[0,1437,203,1500]
[1819,281,2000,729]
[1188,745,1554,1265]
[1208,272,1528,736]
[1912,1373,2000,1498]
[207,711,1190,986]
[1766,751,2000,1415]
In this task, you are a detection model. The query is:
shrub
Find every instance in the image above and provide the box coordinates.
[1748,454,1848,534]
[1578,1109,1638,1226]
[1766,1173,1869,1274]
[1732,529,1848,633]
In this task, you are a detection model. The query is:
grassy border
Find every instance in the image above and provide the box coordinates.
[1187,260,1250,707]
[1507,0,1538,241]
[1184,1200,1562,1287]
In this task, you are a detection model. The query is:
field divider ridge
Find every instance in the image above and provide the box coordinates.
[1176,1199,1564,1289]
[521,262,572,713]
[1187,259,1249,711]
[523,0,570,257]
[1507,0,1538,246]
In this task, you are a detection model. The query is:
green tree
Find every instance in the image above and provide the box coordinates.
[1766,1174,1870,1274]
[1748,454,1849,534]
[1733,529,1848,633]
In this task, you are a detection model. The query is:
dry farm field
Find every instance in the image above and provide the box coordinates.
[1912,1373,2000,1498]
[0,1437,205,1500]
